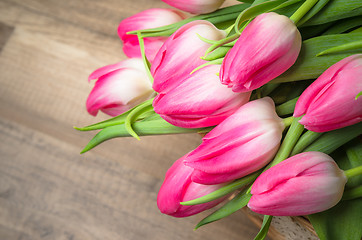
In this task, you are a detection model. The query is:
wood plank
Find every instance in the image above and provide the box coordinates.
[0,0,261,239]
[0,118,259,240]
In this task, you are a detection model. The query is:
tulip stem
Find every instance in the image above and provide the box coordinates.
[289,0,319,25]
[291,130,323,155]
[344,165,362,180]
[342,185,362,201]
[269,116,304,167]
[282,116,294,128]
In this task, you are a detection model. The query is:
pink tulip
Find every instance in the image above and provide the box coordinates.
[118,8,186,62]
[157,155,228,218]
[183,97,284,185]
[162,0,225,14]
[86,58,154,117]
[153,64,250,128]
[294,54,362,132]
[248,152,347,216]
[151,20,226,93]
[220,12,301,93]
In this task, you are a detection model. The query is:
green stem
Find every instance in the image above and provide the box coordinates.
[342,185,362,201]
[291,130,323,155]
[282,116,294,128]
[275,97,299,116]
[344,165,362,180]
[289,0,319,25]
[269,116,305,167]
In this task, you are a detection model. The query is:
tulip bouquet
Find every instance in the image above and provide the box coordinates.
[76,0,362,239]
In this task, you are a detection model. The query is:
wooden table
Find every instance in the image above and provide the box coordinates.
[0,0,261,239]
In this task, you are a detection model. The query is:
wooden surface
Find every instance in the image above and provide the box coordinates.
[0,0,261,239]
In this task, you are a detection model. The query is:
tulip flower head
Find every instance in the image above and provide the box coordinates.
[184,97,284,184]
[294,54,362,132]
[220,12,301,93]
[162,0,226,14]
[157,155,228,218]
[153,64,250,128]
[151,20,226,93]
[118,8,186,62]
[86,58,154,116]
[248,151,347,216]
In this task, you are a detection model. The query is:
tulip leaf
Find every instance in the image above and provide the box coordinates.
[322,16,362,35]
[275,96,299,116]
[317,40,362,56]
[309,198,362,240]
[234,0,302,33]
[254,215,273,240]
[291,130,323,155]
[303,122,362,155]
[272,33,362,83]
[124,98,154,140]
[181,171,260,206]
[301,0,362,26]
[80,119,208,153]
[195,190,252,230]
[74,107,155,131]
[296,0,330,26]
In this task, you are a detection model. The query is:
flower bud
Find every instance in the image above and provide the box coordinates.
[151,20,226,93]
[118,8,185,62]
[248,152,347,216]
[183,97,284,184]
[86,58,154,116]
[294,54,362,132]
[157,155,228,218]
[220,12,301,93]
[153,65,250,128]
[162,0,225,14]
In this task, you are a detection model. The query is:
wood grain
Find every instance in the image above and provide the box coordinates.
[0,0,260,239]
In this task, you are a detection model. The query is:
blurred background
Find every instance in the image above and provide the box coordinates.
[0,0,261,239]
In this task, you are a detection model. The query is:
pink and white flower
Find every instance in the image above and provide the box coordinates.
[248,152,347,216]
[157,155,228,218]
[220,12,301,93]
[184,97,284,184]
[118,8,185,62]
[153,64,250,128]
[86,58,154,116]
[294,54,362,132]
[151,20,226,93]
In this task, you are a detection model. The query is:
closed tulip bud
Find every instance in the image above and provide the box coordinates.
[294,54,362,132]
[157,155,228,218]
[118,8,185,62]
[220,12,301,93]
[86,58,154,117]
[151,20,226,93]
[183,97,284,185]
[248,152,347,216]
[162,0,225,14]
[153,65,250,128]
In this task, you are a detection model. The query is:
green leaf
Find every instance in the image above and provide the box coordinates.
[317,40,362,56]
[296,0,330,26]
[181,171,260,206]
[80,119,207,153]
[301,0,362,26]
[303,122,362,155]
[74,107,154,131]
[254,215,273,240]
[272,33,362,83]
[308,198,362,240]
[195,190,252,229]
[322,16,362,35]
